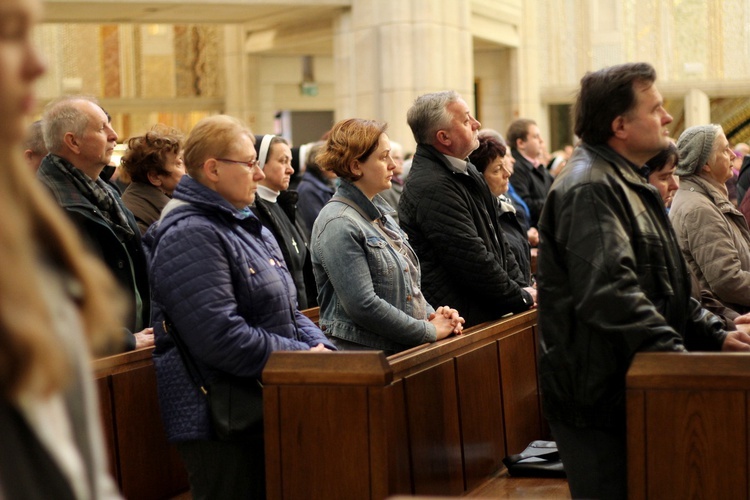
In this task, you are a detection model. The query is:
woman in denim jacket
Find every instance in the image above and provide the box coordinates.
[311,119,464,354]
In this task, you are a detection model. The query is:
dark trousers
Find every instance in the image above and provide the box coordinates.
[177,436,265,500]
[548,420,627,500]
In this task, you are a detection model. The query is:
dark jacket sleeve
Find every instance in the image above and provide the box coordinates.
[681,298,728,351]
[509,158,545,227]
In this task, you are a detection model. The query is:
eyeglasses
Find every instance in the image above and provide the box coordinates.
[215,158,260,170]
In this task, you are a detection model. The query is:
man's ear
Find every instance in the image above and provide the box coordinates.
[62,132,80,154]
[611,115,627,139]
[516,137,525,150]
[436,130,451,148]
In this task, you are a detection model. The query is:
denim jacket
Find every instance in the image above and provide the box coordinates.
[311,180,436,352]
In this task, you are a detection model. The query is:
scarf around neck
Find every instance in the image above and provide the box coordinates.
[53,156,135,242]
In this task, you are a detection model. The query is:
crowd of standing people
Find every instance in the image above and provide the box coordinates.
[3,0,750,497]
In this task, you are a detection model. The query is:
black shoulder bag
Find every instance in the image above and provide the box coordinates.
[502,440,566,478]
[163,315,264,441]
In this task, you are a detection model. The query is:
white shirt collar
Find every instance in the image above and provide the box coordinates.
[257,185,279,203]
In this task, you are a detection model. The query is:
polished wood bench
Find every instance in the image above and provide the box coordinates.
[627,352,750,499]
[262,309,548,499]
[94,347,188,500]
[93,308,558,499]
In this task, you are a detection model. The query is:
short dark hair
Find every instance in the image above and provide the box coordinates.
[646,142,679,173]
[573,62,657,146]
[506,119,536,150]
[469,135,506,174]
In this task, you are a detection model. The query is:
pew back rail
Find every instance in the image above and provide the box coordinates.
[263,309,543,500]
[627,353,750,500]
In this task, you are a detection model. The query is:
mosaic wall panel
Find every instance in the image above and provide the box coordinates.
[60,24,103,95]
[38,22,225,100]
[712,97,750,145]
[101,25,120,98]
[540,0,750,86]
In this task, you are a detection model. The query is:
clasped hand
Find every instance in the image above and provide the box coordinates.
[429,305,465,340]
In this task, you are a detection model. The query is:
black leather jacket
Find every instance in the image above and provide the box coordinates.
[537,143,726,429]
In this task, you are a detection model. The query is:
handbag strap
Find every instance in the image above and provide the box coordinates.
[162,314,209,396]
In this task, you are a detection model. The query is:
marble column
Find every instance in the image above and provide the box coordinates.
[684,88,710,128]
[333,0,475,151]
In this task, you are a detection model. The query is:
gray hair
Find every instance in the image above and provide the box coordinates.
[23,120,48,156]
[407,90,460,145]
[42,95,99,154]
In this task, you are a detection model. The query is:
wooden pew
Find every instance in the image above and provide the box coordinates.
[262,309,545,500]
[627,352,750,499]
[94,348,189,500]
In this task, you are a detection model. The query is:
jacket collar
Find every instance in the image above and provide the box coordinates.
[172,175,258,223]
[582,143,651,188]
[415,143,470,174]
[335,179,393,220]
[679,175,738,214]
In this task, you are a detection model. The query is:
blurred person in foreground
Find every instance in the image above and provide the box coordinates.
[0,0,126,496]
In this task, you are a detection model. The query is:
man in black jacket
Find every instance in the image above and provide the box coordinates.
[398,91,536,327]
[507,118,553,227]
[38,96,153,351]
[537,62,750,500]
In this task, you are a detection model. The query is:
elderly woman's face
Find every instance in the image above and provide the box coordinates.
[261,142,293,192]
[483,154,511,197]
[155,150,185,196]
[213,134,264,209]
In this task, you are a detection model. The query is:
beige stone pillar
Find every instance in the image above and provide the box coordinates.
[517,0,541,122]
[224,25,254,125]
[333,0,475,152]
[684,88,711,127]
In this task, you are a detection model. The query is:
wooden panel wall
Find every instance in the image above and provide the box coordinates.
[627,353,750,499]
[94,349,189,500]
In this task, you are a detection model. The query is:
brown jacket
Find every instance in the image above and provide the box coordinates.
[670,175,750,314]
